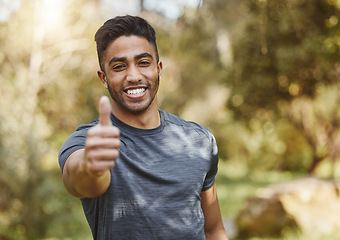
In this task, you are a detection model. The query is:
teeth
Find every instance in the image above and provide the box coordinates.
[127,88,145,95]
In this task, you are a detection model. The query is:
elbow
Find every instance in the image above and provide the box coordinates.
[205,227,229,240]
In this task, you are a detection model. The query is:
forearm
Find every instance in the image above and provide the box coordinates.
[201,184,229,240]
[205,228,229,240]
[63,149,111,198]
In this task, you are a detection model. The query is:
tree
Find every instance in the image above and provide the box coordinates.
[284,84,340,174]
[0,0,104,238]
[228,0,340,118]
[225,0,340,174]
[159,0,340,174]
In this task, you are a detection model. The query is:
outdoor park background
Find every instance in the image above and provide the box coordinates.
[1,0,340,239]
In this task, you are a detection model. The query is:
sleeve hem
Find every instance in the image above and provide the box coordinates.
[201,180,215,192]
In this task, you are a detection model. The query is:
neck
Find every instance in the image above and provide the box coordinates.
[111,101,160,129]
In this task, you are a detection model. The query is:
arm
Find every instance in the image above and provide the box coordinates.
[63,149,114,198]
[62,96,120,198]
[201,183,229,240]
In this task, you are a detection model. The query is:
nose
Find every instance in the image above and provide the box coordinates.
[126,65,142,82]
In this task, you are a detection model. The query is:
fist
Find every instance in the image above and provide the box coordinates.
[84,96,120,177]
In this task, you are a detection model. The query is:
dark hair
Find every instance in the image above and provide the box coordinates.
[95,15,159,71]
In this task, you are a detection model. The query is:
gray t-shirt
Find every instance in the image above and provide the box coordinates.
[58,110,219,240]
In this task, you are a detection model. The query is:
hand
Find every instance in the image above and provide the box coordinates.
[84,96,120,177]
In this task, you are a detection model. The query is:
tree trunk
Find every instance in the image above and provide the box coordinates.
[140,0,144,12]
[308,155,324,175]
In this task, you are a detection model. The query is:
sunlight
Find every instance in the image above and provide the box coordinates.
[0,0,21,22]
[41,0,64,28]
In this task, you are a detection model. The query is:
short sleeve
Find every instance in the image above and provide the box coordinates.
[201,134,219,191]
[58,125,91,173]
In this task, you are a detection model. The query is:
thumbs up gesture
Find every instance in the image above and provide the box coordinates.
[84,96,120,177]
[99,95,113,126]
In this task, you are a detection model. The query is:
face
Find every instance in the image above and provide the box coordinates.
[98,35,162,115]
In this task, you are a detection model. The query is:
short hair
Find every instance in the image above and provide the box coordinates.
[95,15,159,71]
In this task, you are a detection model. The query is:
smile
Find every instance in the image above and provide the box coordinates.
[126,88,146,96]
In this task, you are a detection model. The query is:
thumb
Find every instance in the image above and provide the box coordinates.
[99,96,112,126]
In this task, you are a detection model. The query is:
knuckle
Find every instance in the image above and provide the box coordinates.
[85,139,93,148]
[112,149,120,159]
[108,161,115,168]
[107,125,120,135]
[87,127,97,137]
[111,139,121,147]
[114,127,120,136]
[86,161,97,172]
[86,150,96,161]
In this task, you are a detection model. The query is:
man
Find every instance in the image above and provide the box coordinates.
[59,15,228,239]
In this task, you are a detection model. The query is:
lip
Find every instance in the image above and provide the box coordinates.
[123,86,148,99]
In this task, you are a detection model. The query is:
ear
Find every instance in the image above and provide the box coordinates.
[157,61,163,79]
[97,70,108,89]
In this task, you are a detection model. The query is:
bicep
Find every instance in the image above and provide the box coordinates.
[62,149,85,198]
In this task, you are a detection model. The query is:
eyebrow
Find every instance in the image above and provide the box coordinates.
[108,52,154,66]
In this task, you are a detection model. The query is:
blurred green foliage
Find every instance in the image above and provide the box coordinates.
[0,0,339,239]
[156,0,340,175]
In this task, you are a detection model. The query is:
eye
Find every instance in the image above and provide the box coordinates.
[138,60,151,67]
[112,64,126,71]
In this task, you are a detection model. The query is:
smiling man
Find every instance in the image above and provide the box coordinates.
[58,15,228,240]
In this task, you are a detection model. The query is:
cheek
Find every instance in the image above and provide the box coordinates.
[107,74,123,86]
[148,70,160,82]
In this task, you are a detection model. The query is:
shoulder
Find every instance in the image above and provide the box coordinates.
[58,118,99,172]
[59,119,99,155]
[161,110,213,139]
[75,119,99,132]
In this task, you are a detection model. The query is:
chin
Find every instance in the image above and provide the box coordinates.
[121,102,151,114]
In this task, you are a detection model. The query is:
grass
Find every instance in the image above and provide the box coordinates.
[216,160,340,240]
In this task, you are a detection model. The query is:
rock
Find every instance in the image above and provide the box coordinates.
[236,177,340,238]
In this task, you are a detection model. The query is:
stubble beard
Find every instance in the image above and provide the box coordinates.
[107,75,160,114]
